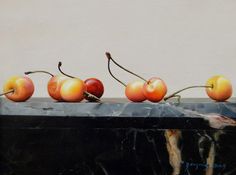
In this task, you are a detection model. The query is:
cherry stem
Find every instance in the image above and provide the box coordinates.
[24,71,54,77]
[105,52,147,82]
[58,62,75,78]
[58,62,100,102]
[84,92,101,102]
[0,89,14,96]
[164,85,214,101]
[107,55,127,87]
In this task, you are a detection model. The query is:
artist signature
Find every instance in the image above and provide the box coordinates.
[181,161,226,173]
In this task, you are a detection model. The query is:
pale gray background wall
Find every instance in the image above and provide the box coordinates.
[0,0,236,98]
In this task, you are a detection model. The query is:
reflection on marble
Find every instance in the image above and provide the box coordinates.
[0,98,236,175]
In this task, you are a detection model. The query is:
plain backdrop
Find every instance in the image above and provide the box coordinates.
[0,0,236,98]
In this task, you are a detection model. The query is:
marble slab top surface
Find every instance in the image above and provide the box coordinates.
[0,98,236,119]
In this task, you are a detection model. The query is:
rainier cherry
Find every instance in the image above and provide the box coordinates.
[143,77,167,102]
[0,76,34,102]
[205,75,232,102]
[59,77,86,102]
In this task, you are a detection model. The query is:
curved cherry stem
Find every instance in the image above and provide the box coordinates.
[107,55,127,87]
[58,62,100,102]
[58,62,75,78]
[164,85,214,101]
[0,89,14,96]
[105,52,147,83]
[25,71,54,77]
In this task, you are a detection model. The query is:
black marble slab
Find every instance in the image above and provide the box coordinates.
[1,98,236,118]
[1,98,236,175]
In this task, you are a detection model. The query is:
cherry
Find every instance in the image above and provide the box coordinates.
[143,77,167,102]
[206,75,232,101]
[84,78,104,99]
[0,76,34,102]
[105,52,167,102]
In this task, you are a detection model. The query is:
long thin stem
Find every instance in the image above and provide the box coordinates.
[58,62,75,78]
[25,71,54,77]
[0,89,14,96]
[105,52,147,82]
[164,85,213,101]
[107,55,127,87]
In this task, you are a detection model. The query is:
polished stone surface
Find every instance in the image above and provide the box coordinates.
[1,98,236,119]
[1,98,236,175]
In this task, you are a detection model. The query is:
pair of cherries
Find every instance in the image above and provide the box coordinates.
[106,52,167,102]
[24,62,104,102]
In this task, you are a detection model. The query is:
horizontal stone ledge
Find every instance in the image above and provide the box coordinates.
[1,98,236,118]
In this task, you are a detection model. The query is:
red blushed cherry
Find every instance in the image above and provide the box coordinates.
[125,80,146,102]
[143,77,167,102]
[84,78,104,99]
[1,76,34,102]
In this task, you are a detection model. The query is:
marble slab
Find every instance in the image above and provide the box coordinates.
[1,98,236,175]
[0,98,236,118]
